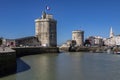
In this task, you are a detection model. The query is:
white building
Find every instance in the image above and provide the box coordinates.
[104,27,120,46]
[115,35,120,45]
[87,36,103,46]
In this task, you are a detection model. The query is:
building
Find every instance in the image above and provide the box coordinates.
[104,37,115,46]
[115,35,120,45]
[104,27,120,46]
[110,27,114,38]
[72,30,84,46]
[87,36,103,46]
[2,11,57,47]
[66,40,76,47]
[2,36,39,47]
[60,40,76,48]
[35,11,57,47]
[2,39,16,47]
[15,36,39,47]
[104,35,120,46]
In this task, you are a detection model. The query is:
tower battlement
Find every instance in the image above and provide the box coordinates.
[35,12,57,47]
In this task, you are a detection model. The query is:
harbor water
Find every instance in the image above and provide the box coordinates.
[1,52,120,80]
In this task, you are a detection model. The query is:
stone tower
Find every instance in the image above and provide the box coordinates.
[72,30,84,46]
[110,27,114,38]
[35,11,57,47]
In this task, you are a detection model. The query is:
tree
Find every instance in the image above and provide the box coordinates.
[84,39,91,46]
[0,37,3,45]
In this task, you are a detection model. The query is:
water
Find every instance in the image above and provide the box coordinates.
[1,52,120,80]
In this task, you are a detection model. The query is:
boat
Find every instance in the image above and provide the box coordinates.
[114,51,120,54]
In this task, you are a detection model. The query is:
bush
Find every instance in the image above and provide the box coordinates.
[0,38,2,45]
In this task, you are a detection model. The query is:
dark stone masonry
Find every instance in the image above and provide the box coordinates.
[0,52,16,77]
[0,47,59,77]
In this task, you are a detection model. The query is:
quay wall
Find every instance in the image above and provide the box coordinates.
[0,47,59,77]
[0,52,16,77]
[60,46,106,53]
[12,47,59,57]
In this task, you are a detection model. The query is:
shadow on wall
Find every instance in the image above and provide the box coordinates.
[16,58,30,73]
[0,58,30,78]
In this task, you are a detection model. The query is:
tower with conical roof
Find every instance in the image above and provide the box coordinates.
[110,27,114,38]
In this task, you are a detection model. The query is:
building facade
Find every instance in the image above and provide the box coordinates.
[72,30,84,46]
[1,11,57,47]
[104,27,120,46]
[35,11,57,47]
[2,36,39,47]
[88,36,103,46]
[104,35,120,46]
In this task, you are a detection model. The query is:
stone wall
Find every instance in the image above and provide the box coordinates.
[35,12,57,47]
[72,30,84,46]
[12,47,59,57]
[0,52,16,77]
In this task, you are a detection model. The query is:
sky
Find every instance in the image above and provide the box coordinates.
[0,0,120,45]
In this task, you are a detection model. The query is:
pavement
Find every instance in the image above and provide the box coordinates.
[0,47,15,53]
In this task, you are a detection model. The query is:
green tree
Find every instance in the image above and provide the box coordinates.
[0,38,2,45]
[84,39,91,46]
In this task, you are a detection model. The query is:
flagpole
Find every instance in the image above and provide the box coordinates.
[41,0,51,13]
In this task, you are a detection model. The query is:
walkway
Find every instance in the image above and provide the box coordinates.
[0,47,15,53]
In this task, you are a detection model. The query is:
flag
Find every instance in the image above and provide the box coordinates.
[46,6,50,10]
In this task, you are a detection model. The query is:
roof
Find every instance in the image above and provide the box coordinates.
[15,36,36,41]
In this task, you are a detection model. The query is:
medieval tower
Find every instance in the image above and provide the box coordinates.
[72,30,84,46]
[35,11,57,47]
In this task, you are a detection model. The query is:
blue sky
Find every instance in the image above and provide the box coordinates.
[0,0,120,45]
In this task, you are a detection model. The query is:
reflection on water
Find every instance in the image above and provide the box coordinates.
[1,52,120,80]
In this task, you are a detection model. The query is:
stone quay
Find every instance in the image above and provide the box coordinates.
[0,47,16,77]
[12,47,59,57]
